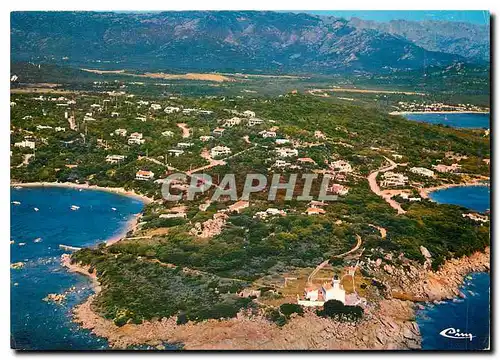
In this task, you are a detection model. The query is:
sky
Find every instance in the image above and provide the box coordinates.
[300,10,490,25]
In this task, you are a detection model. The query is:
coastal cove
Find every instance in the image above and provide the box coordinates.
[10,186,145,350]
[416,185,490,350]
[400,112,490,129]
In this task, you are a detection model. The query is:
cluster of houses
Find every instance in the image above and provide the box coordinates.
[35,125,66,132]
[462,212,489,223]
[396,101,488,113]
[381,171,408,187]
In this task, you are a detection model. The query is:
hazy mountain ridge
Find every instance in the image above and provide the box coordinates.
[348,17,489,61]
[11,11,482,74]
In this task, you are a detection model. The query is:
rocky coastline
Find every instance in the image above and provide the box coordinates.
[63,247,489,350]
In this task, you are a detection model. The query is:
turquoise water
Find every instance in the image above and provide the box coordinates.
[403,113,490,129]
[10,187,144,350]
[418,185,490,350]
[429,185,490,213]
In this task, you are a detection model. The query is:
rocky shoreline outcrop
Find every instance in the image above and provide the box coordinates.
[73,296,420,350]
[371,248,490,302]
[64,248,489,350]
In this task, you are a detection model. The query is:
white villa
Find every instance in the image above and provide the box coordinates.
[260,130,277,138]
[273,159,291,168]
[254,208,286,219]
[128,132,145,145]
[248,118,264,126]
[242,110,256,118]
[276,148,298,157]
[222,117,242,127]
[14,140,35,149]
[162,130,174,137]
[177,142,194,148]
[106,155,126,164]
[113,128,127,137]
[135,170,155,181]
[381,171,408,187]
[168,149,185,157]
[275,138,290,145]
[200,135,214,142]
[330,160,352,173]
[210,146,231,158]
[36,125,53,130]
[150,104,162,110]
[160,213,187,219]
[164,106,181,114]
[212,128,225,136]
[410,167,435,177]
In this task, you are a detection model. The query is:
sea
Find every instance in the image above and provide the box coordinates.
[417,185,491,350]
[403,113,490,129]
[10,185,491,350]
[10,186,144,350]
[429,185,490,213]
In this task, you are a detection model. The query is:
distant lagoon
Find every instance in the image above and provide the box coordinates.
[402,112,490,129]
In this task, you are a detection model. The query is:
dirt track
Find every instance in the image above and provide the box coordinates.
[367,157,406,215]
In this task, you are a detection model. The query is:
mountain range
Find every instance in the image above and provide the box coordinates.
[11,11,489,74]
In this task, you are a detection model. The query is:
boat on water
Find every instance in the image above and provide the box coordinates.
[111,207,117,211]
[34,207,39,212]
[70,205,80,210]
[12,201,21,205]
[34,238,42,243]
[14,186,22,189]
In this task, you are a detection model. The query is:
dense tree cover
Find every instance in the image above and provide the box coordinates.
[317,300,363,322]
[13,91,489,325]
[72,249,252,326]
[110,213,357,280]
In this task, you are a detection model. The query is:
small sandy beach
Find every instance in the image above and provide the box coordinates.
[419,178,490,199]
[10,181,154,204]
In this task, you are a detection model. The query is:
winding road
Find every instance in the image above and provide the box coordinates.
[367,156,406,215]
[307,234,362,285]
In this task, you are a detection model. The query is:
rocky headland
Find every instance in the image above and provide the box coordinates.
[63,246,489,350]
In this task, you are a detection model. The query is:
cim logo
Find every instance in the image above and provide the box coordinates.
[439,328,475,341]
